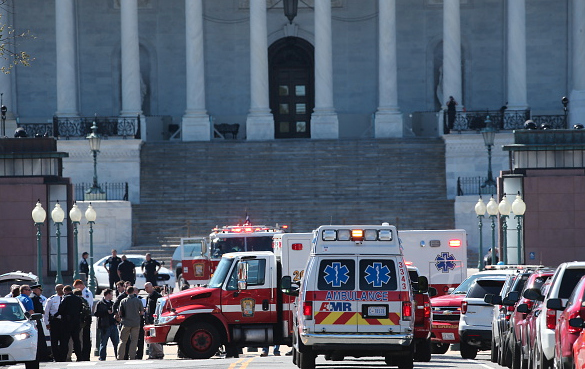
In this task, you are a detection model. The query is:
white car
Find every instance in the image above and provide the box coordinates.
[93,254,175,293]
[0,297,40,369]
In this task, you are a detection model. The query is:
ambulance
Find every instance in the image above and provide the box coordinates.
[179,223,287,287]
[289,224,422,369]
[144,232,312,359]
[399,229,467,296]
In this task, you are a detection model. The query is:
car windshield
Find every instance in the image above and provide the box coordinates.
[208,258,234,288]
[467,279,505,298]
[0,302,26,321]
[211,236,274,258]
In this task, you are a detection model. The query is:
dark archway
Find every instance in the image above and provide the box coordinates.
[269,37,314,139]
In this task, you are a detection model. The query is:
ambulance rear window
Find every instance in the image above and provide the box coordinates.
[317,260,356,291]
[359,260,398,291]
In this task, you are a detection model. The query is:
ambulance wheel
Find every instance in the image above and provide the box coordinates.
[395,348,414,369]
[180,322,221,359]
[291,347,298,365]
[414,338,432,362]
[432,342,450,355]
[298,350,315,369]
[459,340,478,360]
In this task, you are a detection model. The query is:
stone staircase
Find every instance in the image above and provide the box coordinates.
[132,138,454,252]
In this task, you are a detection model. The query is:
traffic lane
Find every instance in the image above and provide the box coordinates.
[4,350,502,369]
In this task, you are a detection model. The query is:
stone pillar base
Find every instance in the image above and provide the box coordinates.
[569,89,585,128]
[246,113,274,140]
[311,111,339,139]
[375,111,403,138]
[182,114,211,141]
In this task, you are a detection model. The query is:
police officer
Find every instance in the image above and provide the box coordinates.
[104,249,122,289]
[31,284,50,361]
[117,255,136,286]
[141,253,161,286]
[55,285,83,362]
[79,252,90,282]
[44,284,64,361]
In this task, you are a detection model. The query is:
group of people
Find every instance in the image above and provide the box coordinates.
[101,249,162,289]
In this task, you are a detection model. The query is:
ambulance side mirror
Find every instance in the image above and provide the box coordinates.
[428,287,438,297]
[280,276,299,297]
[417,276,429,293]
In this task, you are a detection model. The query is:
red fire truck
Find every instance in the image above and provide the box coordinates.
[145,232,312,358]
[180,223,287,287]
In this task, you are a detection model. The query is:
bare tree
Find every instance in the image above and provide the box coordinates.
[0,0,34,73]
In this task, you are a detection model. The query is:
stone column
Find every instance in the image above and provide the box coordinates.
[55,0,78,118]
[0,3,15,136]
[182,0,210,141]
[245,0,274,140]
[507,0,528,111]
[311,0,339,139]
[442,0,462,109]
[120,0,144,138]
[570,0,585,127]
[375,0,402,138]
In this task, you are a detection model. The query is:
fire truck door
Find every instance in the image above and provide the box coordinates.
[220,257,275,324]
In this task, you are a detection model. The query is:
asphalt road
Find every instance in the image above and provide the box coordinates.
[4,348,505,369]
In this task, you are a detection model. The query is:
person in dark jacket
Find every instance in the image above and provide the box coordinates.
[79,252,90,281]
[55,285,83,362]
[141,253,161,286]
[117,255,136,286]
[30,284,50,362]
[144,283,164,359]
[104,249,122,289]
[94,289,119,361]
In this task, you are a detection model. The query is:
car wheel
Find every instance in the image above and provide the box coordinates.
[179,322,222,359]
[460,340,478,360]
[520,343,528,369]
[511,341,521,369]
[503,336,513,368]
[431,342,450,354]
[414,338,432,362]
[491,336,499,363]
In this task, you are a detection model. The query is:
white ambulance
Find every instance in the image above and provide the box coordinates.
[399,229,467,296]
[290,224,417,369]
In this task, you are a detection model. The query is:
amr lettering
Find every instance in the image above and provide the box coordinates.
[319,302,352,312]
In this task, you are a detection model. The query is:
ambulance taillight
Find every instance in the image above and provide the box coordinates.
[449,239,462,247]
[423,302,431,318]
[292,243,303,251]
[303,302,313,320]
[402,301,412,321]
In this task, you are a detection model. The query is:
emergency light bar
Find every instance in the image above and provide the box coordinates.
[212,224,287,234]
[321,229,393,241]
[449,239,462,247]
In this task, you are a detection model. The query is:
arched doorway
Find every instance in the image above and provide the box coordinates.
[269,37,314,139]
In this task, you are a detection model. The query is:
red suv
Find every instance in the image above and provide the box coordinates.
[408,266,435,362]
[548,274,585,369]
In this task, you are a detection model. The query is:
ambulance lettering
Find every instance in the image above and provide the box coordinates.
[319,302,353,312]
[325,291,389,301]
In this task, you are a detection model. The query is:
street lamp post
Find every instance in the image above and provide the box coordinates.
[498,195,511,265]
[51,201,65,285]
[85,203,97,295]
[86,120,104,196]
[69,202,82,281]
[486,196,499,265]
[474,197,487,270]
[31,201,47,285]
[481,116,496,188]
[512,192,527,264]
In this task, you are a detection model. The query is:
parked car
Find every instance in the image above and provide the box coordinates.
[513,270,554,369]
[458,275,507,359]
[486,272,519,365]
[548,274,585,369]
[93,254,176,292]
[520,279,552,369]
[524,261,585,369]
[430,267,518,354]
[568,317,585,369]
[0,297,41,369]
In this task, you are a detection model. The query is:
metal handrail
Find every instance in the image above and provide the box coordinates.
[74,182,128,201]
[457,176,496,197]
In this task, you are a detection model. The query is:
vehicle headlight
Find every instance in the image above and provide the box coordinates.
[157,315,177,325]
[13,332,32,340]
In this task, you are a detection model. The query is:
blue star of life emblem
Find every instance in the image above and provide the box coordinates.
[435,252,457,273]
[364,262,391,288]
[324,262,350,287]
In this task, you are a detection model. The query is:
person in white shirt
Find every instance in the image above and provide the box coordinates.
[73,279,94,361]
[43,284,64,361]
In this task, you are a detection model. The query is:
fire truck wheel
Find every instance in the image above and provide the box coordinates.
[414,338,432,362]
[431,342,449,355]
[459,340,478,360]
[298,349,315,369]
[180,322,222,359]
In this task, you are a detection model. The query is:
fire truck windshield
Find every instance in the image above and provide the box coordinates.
[211,236,274,258]
[208,258,234,288]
